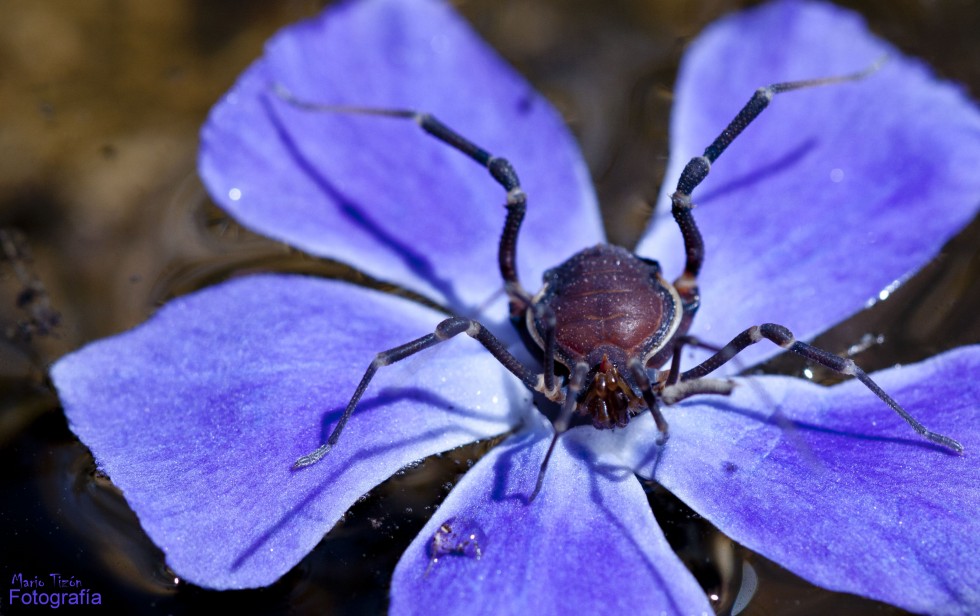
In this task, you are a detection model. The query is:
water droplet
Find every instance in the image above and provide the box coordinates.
[228,187,242,201]
[425,517,485,576]
[830,168,844,183]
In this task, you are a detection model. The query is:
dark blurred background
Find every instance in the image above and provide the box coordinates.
[1,0,977,614]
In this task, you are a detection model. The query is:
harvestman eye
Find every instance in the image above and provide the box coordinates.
[284,58,963,500]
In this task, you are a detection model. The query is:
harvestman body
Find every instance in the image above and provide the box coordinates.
[287,61,962,498]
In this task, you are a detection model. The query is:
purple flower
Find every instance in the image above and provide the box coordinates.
[52,0,980,614]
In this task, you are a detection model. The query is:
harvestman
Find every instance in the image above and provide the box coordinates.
[286,60,963,499]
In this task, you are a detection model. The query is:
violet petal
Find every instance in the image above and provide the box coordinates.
[624,345,980,615]
[390,425,713,616]
[51,274,529,589]
[199,0,601,323]
[638,1,980,370]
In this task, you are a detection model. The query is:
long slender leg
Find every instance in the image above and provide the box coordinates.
[659,378,735,405]
[530,361,589,501]
[628,359,734,444]
[532,302,559,397]
[628,359,669,441]
[664,335,726,386]
[664,334,826,463]
[293,316,541,468]
[273,86,531,313]
[664,336,829,465]
[669,61,884,297]
[681,323,963,452]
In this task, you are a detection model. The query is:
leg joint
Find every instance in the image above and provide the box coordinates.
[675,156,711,196]
[506,188,526,207]
[488,157,521,192]
[435,317,475,340]
[760,323,795,348]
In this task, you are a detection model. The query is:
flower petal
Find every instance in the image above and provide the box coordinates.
[638,1,980,370]
[390,425,713,616]
[199,0,601,322]
[627,345,980,615]
[51,274,529,589]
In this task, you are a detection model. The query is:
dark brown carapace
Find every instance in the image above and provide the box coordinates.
[526,244,684,429]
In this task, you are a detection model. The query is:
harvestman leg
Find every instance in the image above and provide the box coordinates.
[531,361,589,500]
[660,60,961,452]
[662,334,802,438]
[666,62,890,368]
[274,86,532,315]
[667,60,886,293]
[532,302,560,396]
[294,316,542,467]
[276,90,567,465]
[680,323,963,452]
[635,63,888,446]
[663,335,727,386]
[530,359,733,501]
